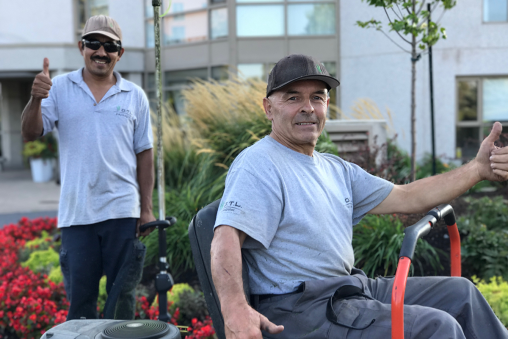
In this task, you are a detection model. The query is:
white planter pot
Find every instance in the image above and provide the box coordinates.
[30,158,55,183]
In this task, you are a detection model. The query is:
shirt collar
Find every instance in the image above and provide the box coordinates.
[68,68,132,92]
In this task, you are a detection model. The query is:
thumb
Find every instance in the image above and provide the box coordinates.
[43,58,50,76]
[259,315,284,334]
[485,122,502,144]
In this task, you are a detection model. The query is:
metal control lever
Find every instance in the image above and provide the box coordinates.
[139,216,177,323]
[139,216,177,233]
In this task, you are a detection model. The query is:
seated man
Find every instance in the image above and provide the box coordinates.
[211,54,508,339]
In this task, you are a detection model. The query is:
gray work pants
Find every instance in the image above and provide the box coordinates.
[256,272,508,339]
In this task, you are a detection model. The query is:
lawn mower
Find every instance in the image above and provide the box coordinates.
[188,202,461,339]
[39,217,182,339]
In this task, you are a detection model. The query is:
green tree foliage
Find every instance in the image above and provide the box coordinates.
[357,0,457,181]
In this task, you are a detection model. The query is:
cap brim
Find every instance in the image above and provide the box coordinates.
[82,31,121,41]
[268,74,340,97]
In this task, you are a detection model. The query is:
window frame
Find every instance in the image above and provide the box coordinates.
[75,0,110,42]
[483,0,508,23]
[236,0,336,38]
[455,75,508,158]
[144,0,228,48]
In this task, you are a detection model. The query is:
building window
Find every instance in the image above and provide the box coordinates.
[237,5,284,37]
[145,0,155,47]
[211,66,229,81]
[287,4,335,35]
[163,11,207,45]
[145,0,227,47]
[77,0,109,40]
[456,77,508,159]
[211,8,228,39]
[237,63,275,81]
[484,0,508,22]
[236,0,336,37]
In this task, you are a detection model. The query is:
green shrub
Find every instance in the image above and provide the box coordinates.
[168,283,194,312]
[353,214,443,278]
[416,153,456,180]
[474,276,508,326]
[48,266,63,284]
[97,276,108,312]
[460,220,508,281]
[176,289,208,325]
[462,196,508,231]
[18,231,55,263]
[21,247,59,275]
[459,196,508,281]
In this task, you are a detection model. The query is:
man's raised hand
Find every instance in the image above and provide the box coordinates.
[475,122,508,182]
[31,58,52,100]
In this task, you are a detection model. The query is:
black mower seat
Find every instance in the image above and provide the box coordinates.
[188,199,251,339]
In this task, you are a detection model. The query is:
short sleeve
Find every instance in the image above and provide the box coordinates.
[214,167,283,250]
[133,90,153,154]
[348,162,394,225]
[41,83,58,135]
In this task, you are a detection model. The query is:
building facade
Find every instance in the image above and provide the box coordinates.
[0,0,507,169]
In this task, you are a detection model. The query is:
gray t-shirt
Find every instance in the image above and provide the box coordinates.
[41,69,153,227]
[214,136,393,295]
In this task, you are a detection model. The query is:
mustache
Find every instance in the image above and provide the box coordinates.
[91,56,111,63]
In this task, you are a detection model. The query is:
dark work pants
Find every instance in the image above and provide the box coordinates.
[257,272,508,339]
[59,218,146,320]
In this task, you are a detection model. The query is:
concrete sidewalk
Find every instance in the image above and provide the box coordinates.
[0,169,59,226]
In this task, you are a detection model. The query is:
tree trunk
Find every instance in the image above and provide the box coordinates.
[410,0,417,182]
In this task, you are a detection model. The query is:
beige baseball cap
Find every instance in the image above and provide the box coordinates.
[82,15,122,41]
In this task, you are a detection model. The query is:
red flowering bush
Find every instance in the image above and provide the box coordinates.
[0,217,215,339]
[185,317,215,339]
[0,217,68,339]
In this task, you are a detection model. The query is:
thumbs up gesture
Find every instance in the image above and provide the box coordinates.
[475,122,508,182]
[31,58,52,100]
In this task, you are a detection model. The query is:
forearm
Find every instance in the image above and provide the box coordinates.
[211,226,249,316]
[21,97,44,141]
[136,148,154,214]
[372,160,482,214]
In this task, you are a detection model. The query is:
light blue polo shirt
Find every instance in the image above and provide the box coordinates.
[41,68,153,227]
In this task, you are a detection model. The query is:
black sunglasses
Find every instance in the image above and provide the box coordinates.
[82,39,122,53]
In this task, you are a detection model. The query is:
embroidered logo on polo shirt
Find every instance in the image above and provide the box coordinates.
[220,201,243,214]
[115,106,132,118]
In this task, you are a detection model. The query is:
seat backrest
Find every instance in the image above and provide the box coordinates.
[188,199,251,339]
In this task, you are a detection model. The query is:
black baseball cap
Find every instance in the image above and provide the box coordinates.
[266,54,340,97]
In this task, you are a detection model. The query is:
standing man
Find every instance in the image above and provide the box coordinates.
[211,55,508,338]
[21,15,155,320]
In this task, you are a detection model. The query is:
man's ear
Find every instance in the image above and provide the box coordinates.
[263,97,273,121]
[78,41,84,56]
[117,48,125,59]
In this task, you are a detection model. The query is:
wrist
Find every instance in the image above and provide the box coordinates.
[221,296,250,316]
[469,158,484,184]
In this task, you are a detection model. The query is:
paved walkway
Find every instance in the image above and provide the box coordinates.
[0,169,59,226]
